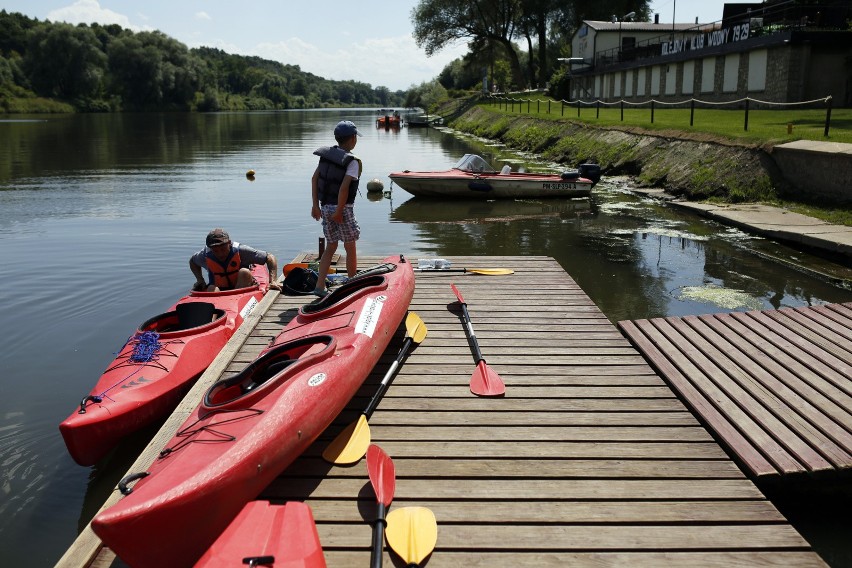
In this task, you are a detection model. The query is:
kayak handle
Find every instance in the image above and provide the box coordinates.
[78,395,103,414]
[243,556,275,567]
[118,471,149,495]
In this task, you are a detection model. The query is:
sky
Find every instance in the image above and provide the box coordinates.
[4,0,730,91]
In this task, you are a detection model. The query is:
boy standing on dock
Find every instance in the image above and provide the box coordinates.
[310,120,362,296]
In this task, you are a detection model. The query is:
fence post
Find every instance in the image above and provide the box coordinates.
[537,100,540,114]
[577,101,580,117]
[620,100,624,121]
[824,96,833,137]
[548,100,551,114]
[744,98,750,132]
[596,100,600,119]
[561,101,565,116]
[527,99,530,113]
[651,100,655,124]
[690,99,695,126]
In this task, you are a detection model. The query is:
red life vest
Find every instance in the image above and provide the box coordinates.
[205,244,242,290]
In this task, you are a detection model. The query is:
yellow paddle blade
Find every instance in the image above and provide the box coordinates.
[405,312,428,343]
[385,507,437,566]
[321,414,370,465]
[467,268,513,275]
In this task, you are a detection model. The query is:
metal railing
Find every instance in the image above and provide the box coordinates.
[483,93,835,137]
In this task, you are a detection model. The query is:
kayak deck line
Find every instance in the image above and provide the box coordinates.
[59,255,830,568]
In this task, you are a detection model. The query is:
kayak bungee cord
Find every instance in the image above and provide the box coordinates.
[77,331,179,414]
[158,408,264,457]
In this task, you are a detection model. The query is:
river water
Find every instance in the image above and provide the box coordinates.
[1,110,850,566]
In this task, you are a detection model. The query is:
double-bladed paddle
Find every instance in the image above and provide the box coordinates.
[367,444,395,568]
[451,284,506,397]
[385,506,438,568]
[322,312,428,465]
[414,267,513,275]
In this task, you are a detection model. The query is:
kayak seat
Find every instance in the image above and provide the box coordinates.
[176,302,216,330]
[243,357,296,393]
[203,335,335,408]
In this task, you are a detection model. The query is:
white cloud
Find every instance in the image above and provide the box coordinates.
[251,34,467,91]
[195,12,211,21]
[47,0,138,30]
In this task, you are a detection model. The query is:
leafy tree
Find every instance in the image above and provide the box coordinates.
[23,23,106,99]
[251,73,288,105]
[107,31,201,109]
[0,10,39,56]
[413,0,526,90]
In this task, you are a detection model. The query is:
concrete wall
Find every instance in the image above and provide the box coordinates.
[772,141,852,203]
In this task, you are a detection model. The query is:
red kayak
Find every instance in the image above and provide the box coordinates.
[92,255,414,568]
[194,501,326,568]
[60,265,270,466]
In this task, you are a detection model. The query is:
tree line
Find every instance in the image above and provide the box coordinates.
[0,10,409,112]
[1,1,650,113]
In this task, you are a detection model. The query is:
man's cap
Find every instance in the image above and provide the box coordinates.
[334,120,361,137]
[206,228,230,247]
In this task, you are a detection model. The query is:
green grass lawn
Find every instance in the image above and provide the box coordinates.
[486,94,851,144]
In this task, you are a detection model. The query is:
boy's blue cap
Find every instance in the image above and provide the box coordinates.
[334,120,361,137]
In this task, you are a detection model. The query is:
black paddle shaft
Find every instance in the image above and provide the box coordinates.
[370,502,388,568]
[459,303,486,363]
[364,336,414,419]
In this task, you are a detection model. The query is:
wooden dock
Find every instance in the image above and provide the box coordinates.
[619,304,852,480]
[58,255,826,567]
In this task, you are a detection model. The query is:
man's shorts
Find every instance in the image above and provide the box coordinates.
[321,204,360,243]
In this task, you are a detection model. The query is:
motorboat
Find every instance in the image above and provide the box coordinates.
[389,154,601,199]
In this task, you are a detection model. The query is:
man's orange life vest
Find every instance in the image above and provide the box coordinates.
[205,244,242,290]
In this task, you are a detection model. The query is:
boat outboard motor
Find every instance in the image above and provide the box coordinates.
[578,163,602,185]
[560,169,580,180]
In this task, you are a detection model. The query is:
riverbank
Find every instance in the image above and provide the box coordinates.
[438,102,852,264]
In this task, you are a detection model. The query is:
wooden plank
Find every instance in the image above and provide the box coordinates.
[303,499,779,522]
[671,316,848,470]
[617,319,782,477]
[267,477,766,500]
[280,457,745,479]
[322,551,825,568]
[733,311,852,378]
[314,523,810,550]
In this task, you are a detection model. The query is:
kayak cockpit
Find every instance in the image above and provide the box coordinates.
[138,302,225,335]
[202,335,335,409]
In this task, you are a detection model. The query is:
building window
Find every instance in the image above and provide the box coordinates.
[723,54,740,93]
[665,64,677,95]
[638,68,646,96]
[651,66,661,96]
[748,49,767,91]
[626,69,634,97]
[701,58,715,93]
[683,61,695,95]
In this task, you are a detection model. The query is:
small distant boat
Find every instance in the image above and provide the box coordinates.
[91,256,414,568]
[376,109,402,129]
[59,265,269,466]
[389,154,601,199]
[405,114,442,127]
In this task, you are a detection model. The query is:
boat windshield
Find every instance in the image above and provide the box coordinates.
[453,154,497,174]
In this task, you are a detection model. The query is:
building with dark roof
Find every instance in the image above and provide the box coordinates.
[567,1,852,106]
